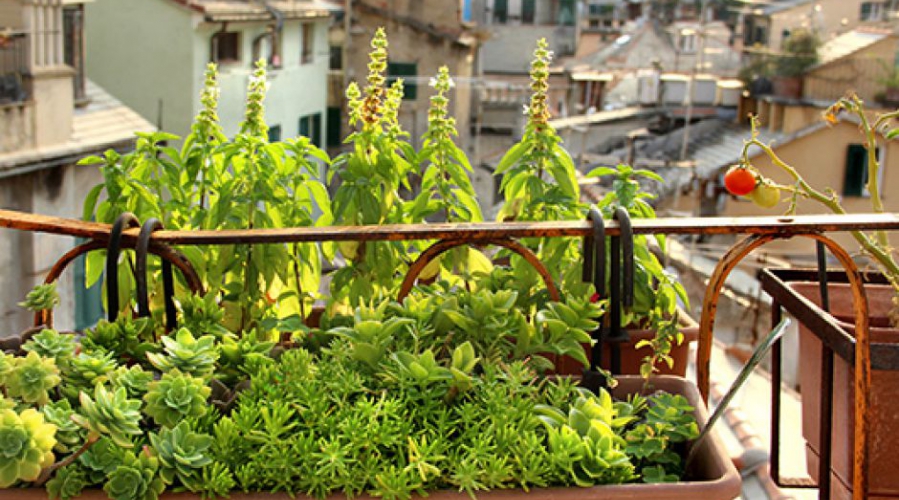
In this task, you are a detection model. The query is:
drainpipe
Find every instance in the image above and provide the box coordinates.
[257,0,284,66]
[679,0,708,162]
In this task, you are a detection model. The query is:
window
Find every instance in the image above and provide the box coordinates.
[843,144,879,196]
[861,2,883,21]
[327,107,341,148]
[299,113,321,147]
[522,0,536,23]
[329,45,342,70]
[559,0,576,26]
[679,32,696,53]
[211,31,240,64]
[252,28,281,68]
[63,5,86,102]
[493,0,508,24]
[301,23,314,64]
[268,124,281,142]
[387,62,417,100]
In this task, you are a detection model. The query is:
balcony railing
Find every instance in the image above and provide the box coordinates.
[0,31,30,105]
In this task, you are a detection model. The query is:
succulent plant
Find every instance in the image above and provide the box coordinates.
[216,330,275,385]
[18,283,60,312]
[0,352,12,383]
[22,329,76,365]
[108,365,154,399]
[6,351,61,405]
[79,436,126,481]
[41,400,84,454]
[72,385,143,448]
[199,461,236,498]
[81,316,157,361]
[0,408,57,487]
[146,328,218,379]
[148,421,213,488]
[61,351,118,400]
[46,465,88,500]
[144,370,211,428]
[103,449,165,500]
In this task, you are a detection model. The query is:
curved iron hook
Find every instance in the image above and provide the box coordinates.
[106,213,140,322]
[135,218,177,332]
[583,206,606,297]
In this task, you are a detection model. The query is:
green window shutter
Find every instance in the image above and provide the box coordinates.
[327,107,341,148]
[843,144,868,196]
[299,115,310,138]
[311,113,322,147]
[493,0,508,23]
[522,0,536,23]
[387,62,417,100]
[268,124,281,142]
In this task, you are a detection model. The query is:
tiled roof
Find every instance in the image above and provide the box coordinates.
[817,28,892,67]
[0,80,155,174]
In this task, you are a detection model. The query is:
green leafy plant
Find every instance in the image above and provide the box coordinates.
[774,29,819,78]
[0,408,57,487]
[328,28,417,306]
[60,351,117,401]
[81,317,157,363]
[585,165,690,378]
[495,38,584,299]
[82,61,329,332]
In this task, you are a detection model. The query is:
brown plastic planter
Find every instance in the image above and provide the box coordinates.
[791,282,899,500]
[2,376,739,500]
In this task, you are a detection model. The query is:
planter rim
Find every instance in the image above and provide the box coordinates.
[3,377,740,500]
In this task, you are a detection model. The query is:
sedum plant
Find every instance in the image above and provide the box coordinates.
[6,351,61,405]
[18,283,59,312]
[143,371,211,428]
[103,449,165,500]
[60,351,118,401]
[146,328,218,380]
[22,330,76,365]
[72,385,143,448]
[148,421,214,489]
[0,408,57,487]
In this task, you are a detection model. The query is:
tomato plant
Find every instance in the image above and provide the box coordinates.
[749,181,781,208]
[723,166,757,196]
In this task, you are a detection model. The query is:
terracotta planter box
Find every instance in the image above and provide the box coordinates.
[772,76,803,99]
[3,377,739,500]
[553,311,699,377]
[791,282,899,500]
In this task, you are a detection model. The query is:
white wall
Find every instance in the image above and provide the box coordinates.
[85,0,199,139]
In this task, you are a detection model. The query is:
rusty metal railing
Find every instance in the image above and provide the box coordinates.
[2,208,898,500]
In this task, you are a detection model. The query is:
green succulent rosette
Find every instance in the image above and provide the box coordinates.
[72,385,142,448]
[147,328,218,379]
[103,450,165,500]
[0,408,57,487]
[6,351,61,405]
[149,421,213,488]
[22,329,77,365]
[46,465,88,500]
[144,370,211,428]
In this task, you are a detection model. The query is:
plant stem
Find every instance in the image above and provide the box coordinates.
[34,433,99,486]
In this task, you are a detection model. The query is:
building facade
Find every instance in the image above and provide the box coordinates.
[1,0,154,335]
[85,0,336,145]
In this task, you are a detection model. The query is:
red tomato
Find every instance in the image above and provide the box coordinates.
[723,166,757,196]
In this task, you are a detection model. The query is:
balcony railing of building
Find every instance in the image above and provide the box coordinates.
[0,31,31,105]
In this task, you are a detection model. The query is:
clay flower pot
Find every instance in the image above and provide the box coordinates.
[787,280,899,500]
[6,376,739,500]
